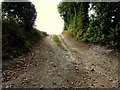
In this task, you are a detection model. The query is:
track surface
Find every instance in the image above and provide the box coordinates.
[2,34,119,88]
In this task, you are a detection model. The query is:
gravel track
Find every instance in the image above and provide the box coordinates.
[2,34,119,88]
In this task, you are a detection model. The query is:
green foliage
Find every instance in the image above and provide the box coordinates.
[2,2,37,22]
[58,2,120,49]
[58,2,89,41]
[2,17,47,59]
[2,2,37,32]
[53,35,61,44]
[34,29,47,38]
[62,29,73,36]
[2,2,47,59]
[109,27,120,47]
[88,2,120,48]
[53,35,65,49]
[2,18,29,59]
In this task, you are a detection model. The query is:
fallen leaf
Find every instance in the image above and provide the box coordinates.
[62,86,70,88]
[109,79,113,82]
[92,79,96,81]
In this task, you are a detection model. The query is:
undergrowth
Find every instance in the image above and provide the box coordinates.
[2,18,47,60]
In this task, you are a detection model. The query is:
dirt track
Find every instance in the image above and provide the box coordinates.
[2,34,119,88]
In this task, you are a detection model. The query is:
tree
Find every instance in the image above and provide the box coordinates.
[2,1,37,32]
[58,1,120,48]
[58,1,89,39]
[89,2,120,47]
[2,1,39,59]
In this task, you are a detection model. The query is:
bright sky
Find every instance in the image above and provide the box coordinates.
[1,0,94,35]
[30,0,64,35]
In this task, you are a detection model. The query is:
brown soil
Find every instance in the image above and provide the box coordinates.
[2,34,119,88]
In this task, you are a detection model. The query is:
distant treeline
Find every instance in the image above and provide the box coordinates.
[2,1,47,59]
[58,2,120,48]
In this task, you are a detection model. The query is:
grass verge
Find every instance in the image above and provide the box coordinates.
[53,35,61,44]
[53,35,64,49]
[62,29,74,38]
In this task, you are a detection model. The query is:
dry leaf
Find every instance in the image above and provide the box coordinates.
[62,86,70,88]
[92,79,96,81]
[109,79,113,82]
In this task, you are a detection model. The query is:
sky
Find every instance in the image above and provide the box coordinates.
[30,1,94,35]
[1,0,94,35]
[30,0,64,35]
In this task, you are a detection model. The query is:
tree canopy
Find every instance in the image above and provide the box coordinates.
[58,1,120,48]
[2,1,46,59]
[2,1,37,31]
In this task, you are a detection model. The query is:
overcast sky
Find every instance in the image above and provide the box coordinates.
[30,0,64,35]
[30,1,94,35]
[1,0,94,35]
